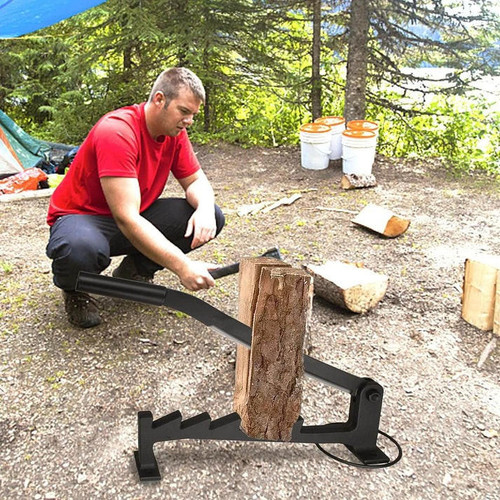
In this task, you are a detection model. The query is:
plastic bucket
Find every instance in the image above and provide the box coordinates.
[346,120,379,139]
[314,116,346,160]
[299,123,332,170]
[341,130,377,175]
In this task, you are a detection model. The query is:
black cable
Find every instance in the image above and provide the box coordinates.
[315,430,403,469]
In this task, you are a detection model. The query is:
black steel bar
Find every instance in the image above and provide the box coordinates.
[77,272,362,393]
[76,271,391,482]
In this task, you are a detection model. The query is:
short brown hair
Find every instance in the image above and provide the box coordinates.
[148,67,205,106]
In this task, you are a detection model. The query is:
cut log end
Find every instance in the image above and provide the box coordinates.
[384,215,411,238]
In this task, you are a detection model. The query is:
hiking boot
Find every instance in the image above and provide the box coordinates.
[63,291,101,328]
[112,256,154,283]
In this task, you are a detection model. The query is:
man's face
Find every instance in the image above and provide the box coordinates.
[158,87,201,137]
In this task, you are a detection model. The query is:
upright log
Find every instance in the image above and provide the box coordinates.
[235,264,313,441]
[462,254,500,331]
[233,257,291,416]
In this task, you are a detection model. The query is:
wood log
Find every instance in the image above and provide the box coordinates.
[462,254,500,331]
[352,203,410,237]
[340,173,377,190]
[305,260,388,313]
[237,265,313,441]
[233,257,291,417]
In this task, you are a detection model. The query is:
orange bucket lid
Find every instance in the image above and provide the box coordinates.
[347,120,379,131]
[314,116,345,127]
[342,129,376,139]
[300,123,332,133]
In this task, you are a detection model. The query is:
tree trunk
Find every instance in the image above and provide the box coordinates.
[311,0,322,120]
[344,0,370,122]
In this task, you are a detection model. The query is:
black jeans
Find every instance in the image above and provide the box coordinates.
[46,198,225,291]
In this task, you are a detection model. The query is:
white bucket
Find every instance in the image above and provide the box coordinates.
[314,116,346,160]
[341,130,377,175]
[299,123,332,170]
[346,120,379,141]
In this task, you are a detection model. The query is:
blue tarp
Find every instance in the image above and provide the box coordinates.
[0,0,106,38]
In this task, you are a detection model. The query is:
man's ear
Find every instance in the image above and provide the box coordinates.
[152,91,165,108]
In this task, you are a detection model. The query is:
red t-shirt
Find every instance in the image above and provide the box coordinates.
[47,102,200,226]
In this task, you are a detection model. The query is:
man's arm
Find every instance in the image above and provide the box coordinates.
[177,170,217,249]
[100,176,215,291]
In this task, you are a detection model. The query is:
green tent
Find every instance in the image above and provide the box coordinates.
[0,110,51,169]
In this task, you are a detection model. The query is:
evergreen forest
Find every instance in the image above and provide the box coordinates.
[1,0,499,175]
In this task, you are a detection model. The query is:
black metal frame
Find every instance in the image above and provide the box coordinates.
[76,272,390,481]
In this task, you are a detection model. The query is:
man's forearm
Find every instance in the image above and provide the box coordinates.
[184,175,215,211]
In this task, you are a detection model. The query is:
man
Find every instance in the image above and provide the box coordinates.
[46,67,225,328]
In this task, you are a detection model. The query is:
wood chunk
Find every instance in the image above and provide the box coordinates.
[233,257,291,417]
[305,260,388,313]
[462,254,500,331]
[237,266,313,441]
[352,204,410,238]
[341,173,377,190]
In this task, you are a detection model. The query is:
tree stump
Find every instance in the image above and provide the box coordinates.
[305,260,388,313]
[234,261,313,441]
[462,254,500,331]
[352,203,410,237]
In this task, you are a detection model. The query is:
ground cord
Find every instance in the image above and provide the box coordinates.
[315,430,403,469]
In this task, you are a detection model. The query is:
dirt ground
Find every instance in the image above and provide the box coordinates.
[1,144,499,500]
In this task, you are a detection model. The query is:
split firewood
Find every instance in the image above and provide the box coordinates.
[352,204,410,238]
[462,254,500,331]
[236,261,313,441]
[341,173,377,190]
[305,260,388,313]
[233,257,291,418]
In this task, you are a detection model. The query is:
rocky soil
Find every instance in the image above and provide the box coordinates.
[0,144,499,499]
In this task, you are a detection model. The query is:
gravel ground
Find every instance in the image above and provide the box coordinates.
[0,143,499,500]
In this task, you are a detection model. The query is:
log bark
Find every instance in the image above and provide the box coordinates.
[352,203,410,237]
[305,260,388,313]
[233,257,291,416]
[340,173,377,190]
[237,265,313,441]
[462,254,500,331]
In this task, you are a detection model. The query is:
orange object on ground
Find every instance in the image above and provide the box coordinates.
[0,167,48,195]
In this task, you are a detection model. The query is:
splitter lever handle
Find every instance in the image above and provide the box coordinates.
[77,271,167,306]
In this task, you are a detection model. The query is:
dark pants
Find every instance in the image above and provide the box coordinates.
[46,198,225,291]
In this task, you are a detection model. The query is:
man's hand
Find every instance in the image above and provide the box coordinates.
[177,260,217,291]
[184,206,217,249]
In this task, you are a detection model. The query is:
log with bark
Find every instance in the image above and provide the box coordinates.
[340,173,377,190]
[234,259,313,441]
[305,260,388,313]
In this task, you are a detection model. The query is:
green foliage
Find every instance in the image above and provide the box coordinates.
[371,92,500,176]
[0,0,498,176]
